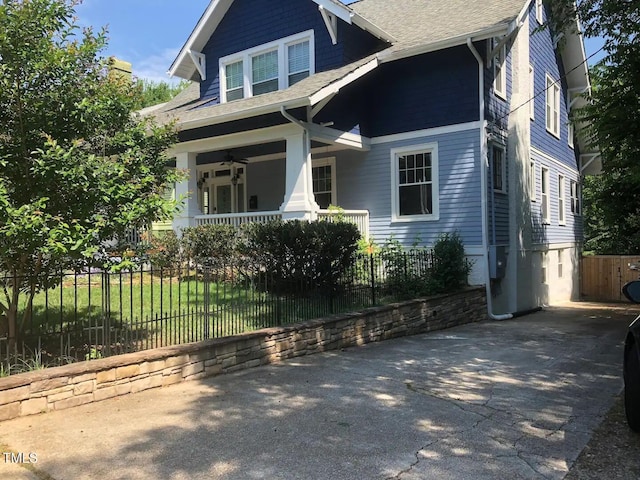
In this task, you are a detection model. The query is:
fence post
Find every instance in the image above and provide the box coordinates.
[102,271,111,356]
[203,267,210,340]
[370,253,376,305]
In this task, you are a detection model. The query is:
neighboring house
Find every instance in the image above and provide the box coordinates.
[148,0,598,314]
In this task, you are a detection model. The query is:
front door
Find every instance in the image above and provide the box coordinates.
[200,166,245,215]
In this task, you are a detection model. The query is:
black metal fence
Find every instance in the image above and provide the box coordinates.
[0,250,434,371]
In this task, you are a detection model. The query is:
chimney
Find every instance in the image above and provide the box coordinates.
[108,56,133,82]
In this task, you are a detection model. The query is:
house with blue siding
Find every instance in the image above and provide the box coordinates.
[149,0,597,315]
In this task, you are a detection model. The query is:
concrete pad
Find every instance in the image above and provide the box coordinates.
[0,302,634,480]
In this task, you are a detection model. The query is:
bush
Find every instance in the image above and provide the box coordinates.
[240,220,361,293]
[181,224,237,267]
[428,232,472,294]
[378,238,432,300]
[143,230,181,272]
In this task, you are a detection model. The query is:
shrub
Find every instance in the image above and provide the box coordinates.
[143,230,181,272]
[181,224,237,267]
[240,220,361,293]
[378,237,432,300]
[428,232,472,294]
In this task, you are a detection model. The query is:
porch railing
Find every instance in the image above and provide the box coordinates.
[195,211,283,227]
[194,209,369,240]
[318,209,369,241]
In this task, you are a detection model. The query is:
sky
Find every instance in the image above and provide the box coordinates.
[74,0,605,84]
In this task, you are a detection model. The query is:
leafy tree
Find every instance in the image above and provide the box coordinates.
[0,0,182,348]
[135,79,190,109]
[548,1,640,253]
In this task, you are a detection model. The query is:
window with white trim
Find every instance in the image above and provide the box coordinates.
[529,64,535,120]
[219,30,314,103]
[546,75,560,138]
[492,144,506,193]
[312,157,336,209]
[570,180,581,215]
[536,0,544,24]
[541,166,550,224]
[558,174,566,225]
[493,38,507,99]
[530,161,537,201]
[567,91,574,148]
[391,144,439,221]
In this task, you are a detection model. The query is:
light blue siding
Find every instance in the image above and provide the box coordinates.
[334,128,482,248]
[246,159,285,211]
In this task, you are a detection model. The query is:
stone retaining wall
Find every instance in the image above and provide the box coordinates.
[0,287,486,421]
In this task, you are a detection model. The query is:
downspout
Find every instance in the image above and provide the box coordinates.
[467,37,513,321]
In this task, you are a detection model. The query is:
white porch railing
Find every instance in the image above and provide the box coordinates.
[317,209,370,241]
[194,209,370,240]
[195,211,283,228]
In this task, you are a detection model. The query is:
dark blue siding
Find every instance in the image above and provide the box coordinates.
[528,2,578,170]
[357,46,479,137]
[199,0,385,102]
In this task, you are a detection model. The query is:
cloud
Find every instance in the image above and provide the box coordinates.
[132,48,183,84]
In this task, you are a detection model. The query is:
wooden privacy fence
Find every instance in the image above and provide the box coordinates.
[581,255,640,302]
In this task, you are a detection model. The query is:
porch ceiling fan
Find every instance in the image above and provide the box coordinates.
[220,150,249,166]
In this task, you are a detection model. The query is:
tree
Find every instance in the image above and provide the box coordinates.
[548,0,640,253]
[135,79,190,109]
[0,0,183,349]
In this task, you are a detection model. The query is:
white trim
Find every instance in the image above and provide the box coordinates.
[370,121,481,145]
[558,173,566,225]
[535,0,544,24]
[309,57,378,107]
[390,142,440,223]
[541,166,550,225]
[188,50,207,81]
[311,156,337,207]
[531,242,580,251]
[530,160,537,202]
[531,147,579,175]
[529,64,535,120]
[491,38,507,100]
[545,74,561,138]
[491,143,507,193]
[319,6,338,45]
[219,30,315,103]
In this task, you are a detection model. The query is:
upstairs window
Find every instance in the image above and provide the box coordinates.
[558,174,566,225]
[492,145,506,193]
[546,75,560,138]
[220,30,314,103]
[536,0,544,24]
[492,38,507,99]
[570,180,581,215]
[541,166,550,224]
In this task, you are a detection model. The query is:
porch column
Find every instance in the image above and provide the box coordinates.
[280,130,319,220]
[173,152,200,232]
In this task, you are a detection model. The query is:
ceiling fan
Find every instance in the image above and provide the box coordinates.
[220,150,249,166]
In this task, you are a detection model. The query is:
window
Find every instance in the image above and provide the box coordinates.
[536,0,544,24]
[391,144,439,221]
[568,120,574,148]
[541,251,548,284]
[530,161,536,201]
[219,30,314,102]
[546,75,560,138]
[492,145,506,193]
[558,174,565,225]
[312,158,336,209]
[570,180,581,215]
[493,38,507,99]
[251,50,278,95]
[541,167,550,224]
[558,249,564,278]
[224,60,244,101]
[529,64,535,120]
[287,40,310,86]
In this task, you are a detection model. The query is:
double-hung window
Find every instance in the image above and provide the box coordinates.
[570,180,581,215]
[391,144,439,221]
[541,166,550,224]
[492,38,507,99]
[530,161,537,201]
[312,158,336,209]
[536,0,544,24]
[492,145,506,193]
[558,174,566,225]
[546,75,560,137]
[220,30,314,103]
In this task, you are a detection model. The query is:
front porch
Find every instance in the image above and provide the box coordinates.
[171,120,371,240]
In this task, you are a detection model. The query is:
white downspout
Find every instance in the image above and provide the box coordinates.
[467,37,513,321]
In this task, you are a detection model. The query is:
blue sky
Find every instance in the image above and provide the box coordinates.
[75,0,605,83]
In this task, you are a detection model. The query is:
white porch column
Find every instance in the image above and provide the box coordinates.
[280,129,319,220]
[173,152,201,232]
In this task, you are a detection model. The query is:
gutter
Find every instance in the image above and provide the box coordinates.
[466,37,513,321]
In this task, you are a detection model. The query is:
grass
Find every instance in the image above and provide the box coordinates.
[7,269,376,364]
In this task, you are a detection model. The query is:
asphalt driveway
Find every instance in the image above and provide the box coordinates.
[0,302,634,480]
